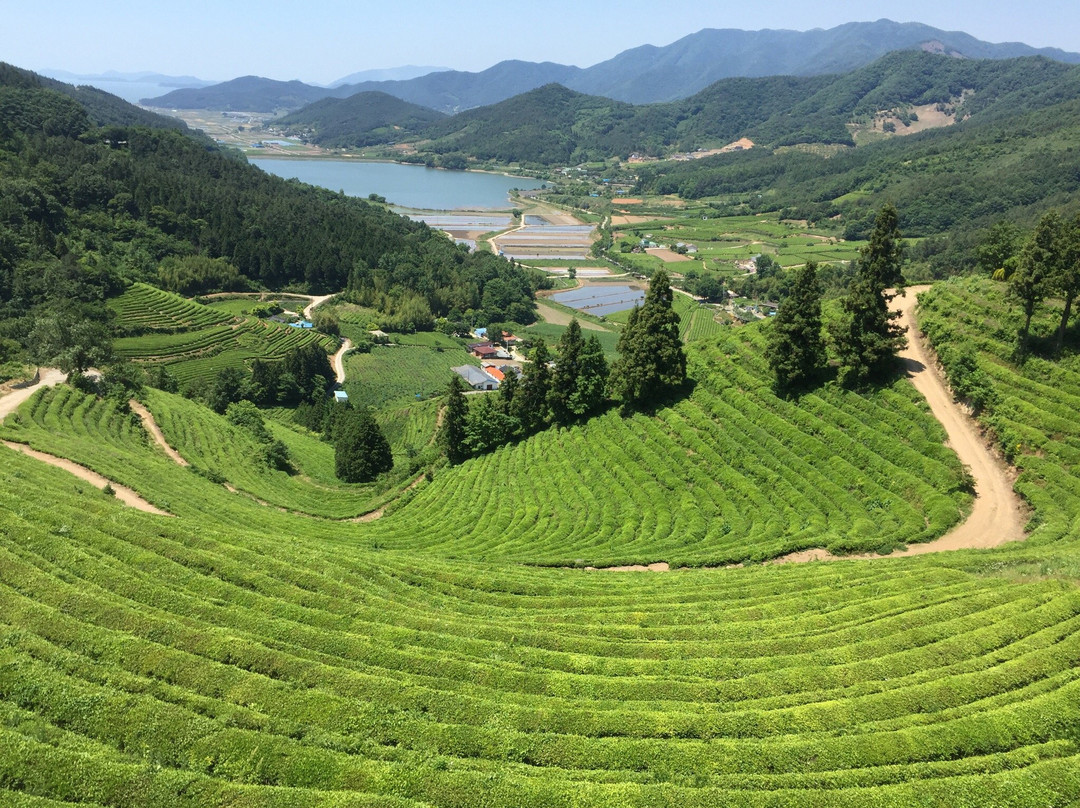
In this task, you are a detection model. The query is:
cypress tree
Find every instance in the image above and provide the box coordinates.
[549,319,585,425]
[831,204,906,387]
[609,269,687,407]
[334,408,392,483]
[439,373,469,464]
[512,338,552,435]
[767,260,826,393]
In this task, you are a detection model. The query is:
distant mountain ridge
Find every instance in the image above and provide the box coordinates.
[375,52,1080,166]
[142,19,1080,113]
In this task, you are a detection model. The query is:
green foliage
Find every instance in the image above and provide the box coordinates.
[157,255,252,297]
[831,205,906,387]
[275,91,446,149]
[549,319,609,424]
[334,407,393,483]
[439,374,469,465]
[609,269,688,406]
[767,261,826,392]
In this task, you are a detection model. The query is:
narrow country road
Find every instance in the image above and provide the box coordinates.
[332,339,352,385]
[594,285,1029,572]
[777,285,1026,562]
[0,368,65,420]
[0,369,170,515]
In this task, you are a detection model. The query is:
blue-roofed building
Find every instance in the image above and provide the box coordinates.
[334,390,349,403]
[290,320,314,329]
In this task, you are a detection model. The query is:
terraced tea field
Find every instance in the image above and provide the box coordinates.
[111,284,337,388]
[4,279,1080,805]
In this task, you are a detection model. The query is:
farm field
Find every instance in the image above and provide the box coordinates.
[342,343,479,410]
[7,281,1080,805]
[611,209,865,275]
[111,284,337,389]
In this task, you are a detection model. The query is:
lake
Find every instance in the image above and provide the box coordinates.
[249,158,544,210]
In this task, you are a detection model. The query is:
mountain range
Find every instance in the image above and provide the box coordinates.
[142,20,1080,113]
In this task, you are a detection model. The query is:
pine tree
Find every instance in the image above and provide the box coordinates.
[550,320,609,424]
[609,269,687,407]
[831,204,906,388]
[439,373,469,464]
[767,260,826,393]
[549,319,585,425]
[512,338,552,435]
[334,408,392,483]
[572,334,609,417]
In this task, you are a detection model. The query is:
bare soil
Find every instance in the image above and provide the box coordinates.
[2,439,171,516]
[129,399,189,467]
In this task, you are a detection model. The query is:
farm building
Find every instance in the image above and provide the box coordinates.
[453,365,500,391]
[290,320,314,329]
[333,390,349,403]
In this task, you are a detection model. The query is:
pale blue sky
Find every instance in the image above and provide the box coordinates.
[5,0,1079,84]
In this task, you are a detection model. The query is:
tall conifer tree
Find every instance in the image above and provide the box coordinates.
[831,204,906,387]
[767,260,825,393]
[609,269,687,407]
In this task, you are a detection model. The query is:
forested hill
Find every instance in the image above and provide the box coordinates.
[402,52,1080,165]
[0,66,538,350]
[0,62,192,133]
[274,91,445,149]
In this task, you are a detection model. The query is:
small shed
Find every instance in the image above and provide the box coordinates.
[290,320,314,329]
[334,390,349,403]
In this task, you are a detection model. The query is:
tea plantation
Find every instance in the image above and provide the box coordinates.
[3,280,1080,806]
[111,284,337,389]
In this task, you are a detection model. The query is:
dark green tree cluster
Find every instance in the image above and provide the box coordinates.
[207,343,334,413]
[609,270,688,408]
[1008,210,1080,357]
[226,400,293,472]
[830,204,907,388]
[439,323,610,464]
[766,261,826,394]
[334,405,393,483]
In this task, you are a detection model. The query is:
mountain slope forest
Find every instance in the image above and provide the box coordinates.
[143,19,1080,113]
[0,63,538,370]
[380,51,1080,165]
[273,91,446,148]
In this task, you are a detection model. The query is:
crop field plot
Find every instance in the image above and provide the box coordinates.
[919,277,1080,553]
[550,284,645,316]
[9,277,1080,805]
[343,343,478,409]
[111,284,336,388]
[366,323,973,566]
[494,220,595,260]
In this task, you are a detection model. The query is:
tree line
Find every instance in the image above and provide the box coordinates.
[767,204,906,393]
[439,270,688,463]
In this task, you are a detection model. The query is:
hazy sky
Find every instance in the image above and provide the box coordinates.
[5,0,1080,84]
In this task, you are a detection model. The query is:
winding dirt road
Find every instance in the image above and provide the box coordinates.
[0,370,171,515]
[775,286,1026,562]
[129,399,188,467]
[0,368,66,420]
[595,286,1027,571]
[331,339,352,385]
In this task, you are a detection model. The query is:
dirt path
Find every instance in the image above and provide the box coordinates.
[332,339,352,385]
[0,368,66,421]
[590,286,1027,571]
[2,439,171,515]
[303,294,335,321]
[129,399,189,467]
[773,285,1026,562]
